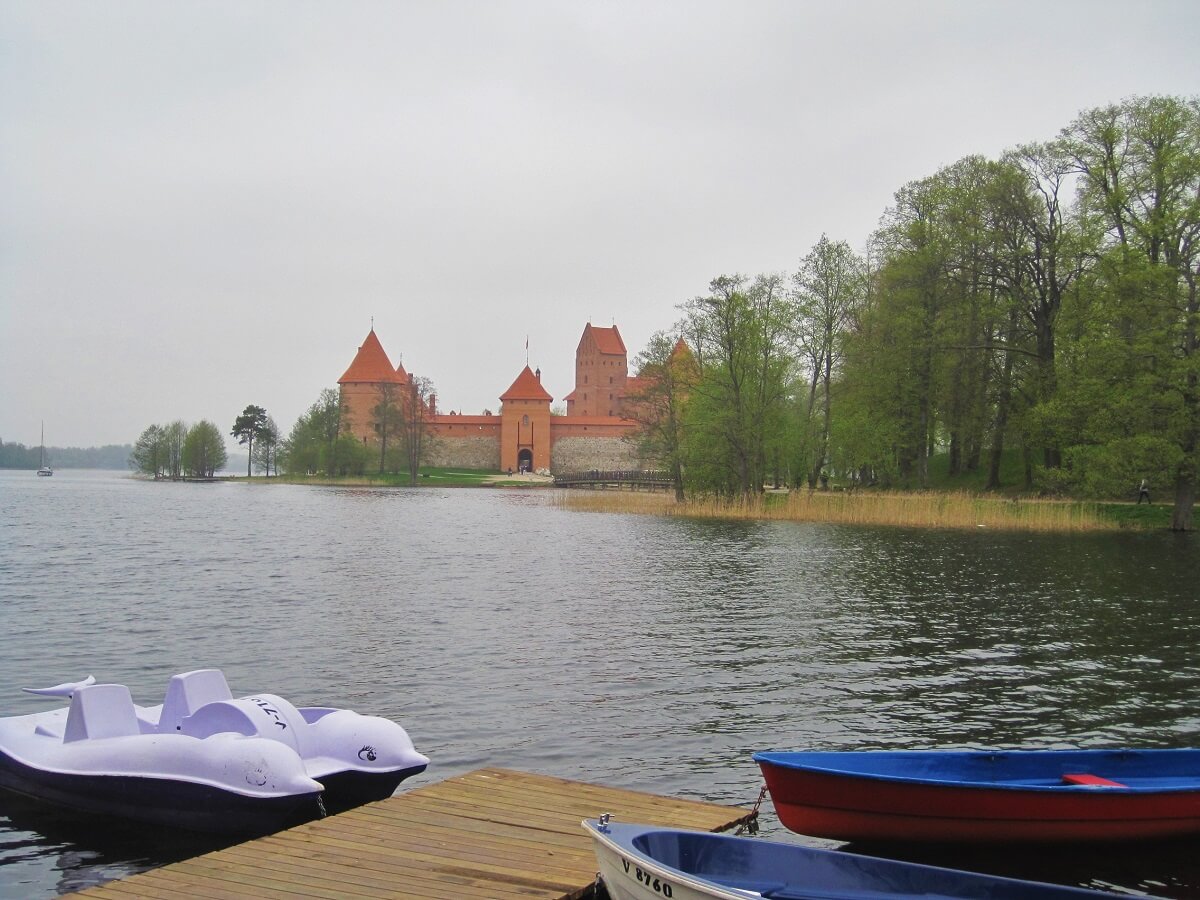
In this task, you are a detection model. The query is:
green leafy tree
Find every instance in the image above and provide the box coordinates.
[182,420,227,478]
[332,432,371,476]
[280,389,347,475]
[231,405,269,477]
[869,175,954,487]
[791,235,866,487]
[252,416,280,476]
[624,331,697,500]
[833,254,912,488]
[839,151,1087,491]
[997,143,1093,474]
[680,274,793,497]
[163,419,187,480]
[1061,95,1199,529]
[129,424,166,477]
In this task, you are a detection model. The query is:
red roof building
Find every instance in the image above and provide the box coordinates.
[336,323,650,473]
[569,323,630,417]
[338,329,406,386]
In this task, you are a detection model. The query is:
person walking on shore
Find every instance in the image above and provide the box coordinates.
[1137,478,1151,504]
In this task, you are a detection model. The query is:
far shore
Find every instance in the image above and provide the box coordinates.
[218,471,1172,533]
[233,471,557,488]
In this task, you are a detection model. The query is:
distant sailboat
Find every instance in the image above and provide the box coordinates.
[37,422,53,476]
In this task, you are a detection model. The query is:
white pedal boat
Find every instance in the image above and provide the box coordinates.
[0,668,429,834]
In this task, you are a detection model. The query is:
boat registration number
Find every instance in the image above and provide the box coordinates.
[622,858,674,897]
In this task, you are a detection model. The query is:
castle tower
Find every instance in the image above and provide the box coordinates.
[337,329,407,444]
[500,365,553,473]
[567,323,628,417]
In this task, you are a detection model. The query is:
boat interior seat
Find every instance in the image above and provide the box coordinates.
[178,694,311,756]
[1062,772,1127,787]
[716,878,788,895]
[158,669,233,733]
[763,890,894,900]
[63,684,140,742]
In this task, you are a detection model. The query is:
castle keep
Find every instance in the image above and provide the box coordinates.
[337,324,646,473]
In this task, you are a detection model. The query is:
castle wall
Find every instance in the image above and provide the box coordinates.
[424,418,501,469]
[423,433,502,469]
[418,417,643,472]
[550,433,642,471]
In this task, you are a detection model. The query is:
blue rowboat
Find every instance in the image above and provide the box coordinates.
[754,749,1200,843]
[584,817,1125,899]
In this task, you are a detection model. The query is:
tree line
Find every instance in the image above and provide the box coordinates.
[128,382,433,483]
[277,379,435,483]
[0,440,132,469]
[627,95,1198,531]
[130,406,285,479]
[129,420,229,479]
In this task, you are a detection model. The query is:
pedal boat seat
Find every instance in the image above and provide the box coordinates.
[157,669,234,733]
[63,683,141,742]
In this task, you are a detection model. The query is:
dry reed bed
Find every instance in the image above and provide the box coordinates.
[557,490,1114,533]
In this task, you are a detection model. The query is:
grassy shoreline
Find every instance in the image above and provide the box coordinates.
[229,469,1172,532]
[557,489,1170,533]
[238,468,552,488]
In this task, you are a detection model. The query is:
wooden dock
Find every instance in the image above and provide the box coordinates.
[73,768,755,899]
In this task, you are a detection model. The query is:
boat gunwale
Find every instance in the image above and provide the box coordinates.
[584,819,1119,898]
[753,749,1200,795]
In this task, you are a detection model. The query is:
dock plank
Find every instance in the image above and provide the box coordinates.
[71,768,754,899]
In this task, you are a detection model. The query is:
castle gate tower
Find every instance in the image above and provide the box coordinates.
[500,366,553,472]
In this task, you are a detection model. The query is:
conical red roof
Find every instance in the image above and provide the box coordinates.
[500,366,553,402]
[338,330,404,384]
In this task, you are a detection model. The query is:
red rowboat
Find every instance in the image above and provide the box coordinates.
[754,749,1200,843]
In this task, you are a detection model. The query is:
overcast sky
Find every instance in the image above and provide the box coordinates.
[2,1,1197,449]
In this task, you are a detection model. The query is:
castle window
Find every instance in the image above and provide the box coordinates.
[584,375,588,384]
[522,414,529,425]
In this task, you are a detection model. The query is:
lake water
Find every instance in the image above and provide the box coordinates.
[1,469,1198,897]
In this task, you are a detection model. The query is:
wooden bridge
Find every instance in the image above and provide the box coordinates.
[553,470,673,490]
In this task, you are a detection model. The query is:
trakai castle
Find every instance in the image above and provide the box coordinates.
[337,323,647,473]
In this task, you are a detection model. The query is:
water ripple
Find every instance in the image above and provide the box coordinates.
[1,471,1199,896]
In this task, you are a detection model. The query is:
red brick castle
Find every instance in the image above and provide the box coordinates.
[337,324,647,473]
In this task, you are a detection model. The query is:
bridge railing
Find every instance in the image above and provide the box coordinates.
[553,469,672,489]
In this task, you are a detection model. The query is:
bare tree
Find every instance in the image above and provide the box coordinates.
[395,375,436,485]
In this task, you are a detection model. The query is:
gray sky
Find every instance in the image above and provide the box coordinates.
[2,1,1197,449]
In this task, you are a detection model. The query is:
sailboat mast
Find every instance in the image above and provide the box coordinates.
[36,421,53,474]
